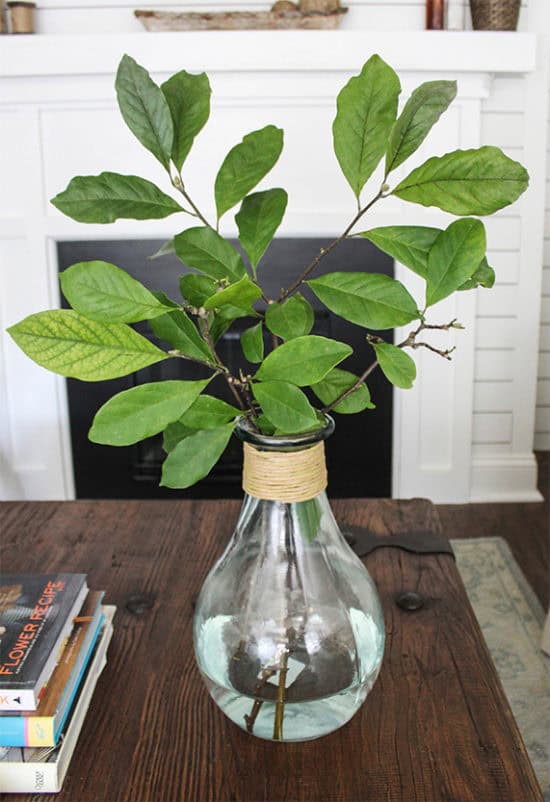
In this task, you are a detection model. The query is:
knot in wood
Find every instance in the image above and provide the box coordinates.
[125,592,156,616]
[395,591,425,612]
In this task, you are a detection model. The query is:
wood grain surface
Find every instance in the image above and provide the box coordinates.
[0,498,543,802]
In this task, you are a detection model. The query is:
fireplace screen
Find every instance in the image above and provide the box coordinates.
[57,238,392,499]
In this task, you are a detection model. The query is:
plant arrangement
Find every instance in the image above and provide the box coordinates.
[8,53,528,491]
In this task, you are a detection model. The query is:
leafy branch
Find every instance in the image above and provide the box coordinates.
[7,52,529,491]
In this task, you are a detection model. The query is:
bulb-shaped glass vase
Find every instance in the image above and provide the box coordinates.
[193,417,385,742]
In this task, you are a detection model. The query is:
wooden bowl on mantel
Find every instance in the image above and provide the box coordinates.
[134,7,348,31]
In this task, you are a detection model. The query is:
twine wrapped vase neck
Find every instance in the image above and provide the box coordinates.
[243,440,327,502]
[236,414,335,503]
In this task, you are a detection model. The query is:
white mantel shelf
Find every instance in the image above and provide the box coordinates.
[0,31,536,78]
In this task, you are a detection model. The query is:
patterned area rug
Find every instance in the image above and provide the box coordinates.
[452,537,550,801]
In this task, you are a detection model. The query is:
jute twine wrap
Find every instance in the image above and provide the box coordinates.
[242,440,327,503]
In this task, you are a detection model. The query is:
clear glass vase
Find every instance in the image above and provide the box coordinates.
[193,417,385,742]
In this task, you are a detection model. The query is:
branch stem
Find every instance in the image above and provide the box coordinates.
[277,189,384,302]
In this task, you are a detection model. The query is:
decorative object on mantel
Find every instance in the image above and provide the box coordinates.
[7,53,528,742]
[445,0,464,29]
[6,0,35,32]
[135,2,347,31]
[426,0,444,29]
[469,0,520,30]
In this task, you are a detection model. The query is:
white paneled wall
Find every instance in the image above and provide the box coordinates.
[535,86,550,449]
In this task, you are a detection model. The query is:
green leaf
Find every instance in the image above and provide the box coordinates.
[333,55,401,198]
[161,70,211,171]
[210,306,251,344]
[373,342,416,389]
[458,257,495,291]
[161,424,235,488]
[60,260,174,323]
[149,240,175,260]
[203,275,262,313]
[256,335,352,386]
[149,308,214,363]
[256,414,276,435]
[89,378,210,446]
[179,274,218,307]
[265,294,314,341]
[215,125,284,220]
[359,226,440,279]
[180,395,240,429]
[174,226,246,281]
[115,54,173,171]
[426,218,486,307]
[311,367,375,414]
[393,146,529,216]
[291,498,322,543]
[235,188,288,271]
[308,272,419,330]
[385,80,457,175]
[163,420,194,453]
[151,290,180,309]
[252,381,318,433]
[241,322,264,363]
[51,173,182,224]
[7,310,167,381]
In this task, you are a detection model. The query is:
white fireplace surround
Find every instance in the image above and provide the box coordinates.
[0,31,544,502]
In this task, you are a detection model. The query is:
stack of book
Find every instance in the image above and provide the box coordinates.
[0,573,115,793]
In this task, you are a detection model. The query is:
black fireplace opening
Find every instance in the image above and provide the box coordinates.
[57,238,393,499]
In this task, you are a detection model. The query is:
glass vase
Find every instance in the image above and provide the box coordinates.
[193,416,385,742]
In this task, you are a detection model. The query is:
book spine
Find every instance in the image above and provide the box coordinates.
[0,715,55,748]
[0,688,37,712]
[0,761,61,793]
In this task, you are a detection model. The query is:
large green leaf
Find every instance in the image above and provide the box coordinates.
[458,257,495,291]
[149,308,214,363]
[88,379,210,446]
[161,424,235,488]
[385,80,457,175]
[115,54,174,171]
[265,293,314,341]
[179,274,218,307]
[255,335,352,386]
[241,322,264,363]
[308,272,419,330]
[373,342,416,389]
[7,310,167,381]
[149,239,176,260]
[51,173,182,223]
[203,275,262,313]
[210,306,251,344]
[174,226,246,281]
[333,55,401,198]
[60,260,173,323]
[426,218,486,307]
[161,70,211,171]
[163,420,194,453]
[393,146,529,215]
[252,381,318,433]
[235,188,288,272]
[359,226,440,279]
[215,126,284,220]
[180,394,240,429]
[311,367,375,414]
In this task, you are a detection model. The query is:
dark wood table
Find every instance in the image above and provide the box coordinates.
[0,499,543,802]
